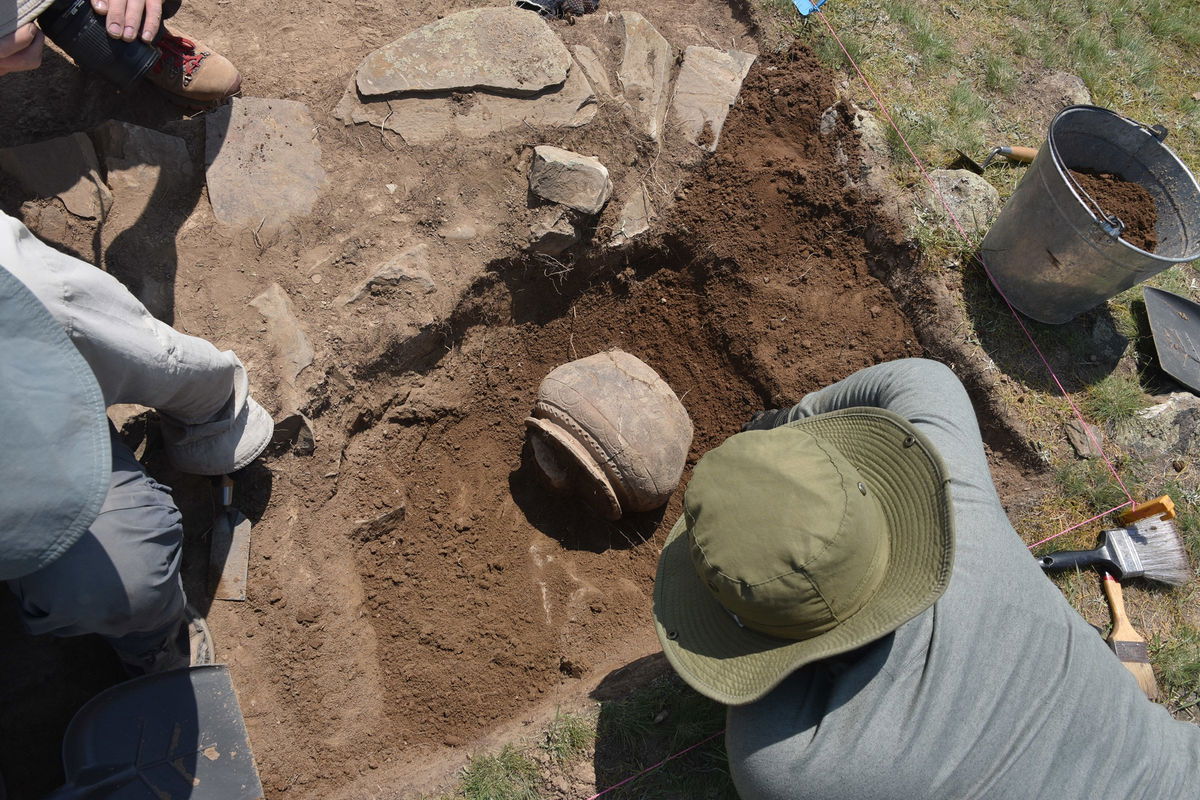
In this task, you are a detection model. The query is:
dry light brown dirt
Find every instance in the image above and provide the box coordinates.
[0,3,1043,799]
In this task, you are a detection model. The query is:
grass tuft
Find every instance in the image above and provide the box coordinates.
[1151,624,1200,709]
[541,710,595,764]
[457,746,540,800]
[1079,373,1149,425]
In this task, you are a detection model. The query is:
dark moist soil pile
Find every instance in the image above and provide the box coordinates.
[232,50,922,797]
[1069,169,1158,251]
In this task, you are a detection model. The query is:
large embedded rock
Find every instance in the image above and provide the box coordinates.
[671,46,755,152]
[572,45,612,97]
[529,146,612,215]
[529,209,579,255]
[250,283,314,385]
[355,8,572,98]
[0,132,111,219]
[338,244,436,305]
[205,98,326,234]
[333,68,596,145]
[616,12,672,141]
[922,169,1001,238]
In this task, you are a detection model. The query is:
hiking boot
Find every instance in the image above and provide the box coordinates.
[146,28,241,107]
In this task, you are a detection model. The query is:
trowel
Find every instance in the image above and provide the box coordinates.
[209,475,252,601]
[1143,286,1200,394]
[949,145,1038,174]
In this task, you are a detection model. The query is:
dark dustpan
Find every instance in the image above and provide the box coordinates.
[1143,286,1200,393]
[44,665,263,799]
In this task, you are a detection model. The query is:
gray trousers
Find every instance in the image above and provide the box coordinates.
[0,212,247,670]
[7,430,185,668]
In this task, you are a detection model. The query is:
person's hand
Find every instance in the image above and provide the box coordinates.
[90,0,163,43]
[0,23,45,75]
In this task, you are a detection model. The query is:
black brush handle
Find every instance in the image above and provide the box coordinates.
[1038,547,1114,573]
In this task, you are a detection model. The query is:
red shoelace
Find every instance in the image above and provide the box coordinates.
[153,35,206,80]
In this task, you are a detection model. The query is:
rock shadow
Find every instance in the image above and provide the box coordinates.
[507,440,667,553]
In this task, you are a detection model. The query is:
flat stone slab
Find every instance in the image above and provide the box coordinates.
[205,98,326,233]
[529,145,612,215]
[337,244,437,306]
[355,7,571,97]
[0,132,112,219]
[573,45,612,97]
[334,67,595,146]
[671,46,755,152]
[617,11,672,141]
[611,184,654,246]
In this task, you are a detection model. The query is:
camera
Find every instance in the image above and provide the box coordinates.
[36,0,160,89]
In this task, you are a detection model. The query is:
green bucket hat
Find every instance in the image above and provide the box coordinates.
[653,408,954,706]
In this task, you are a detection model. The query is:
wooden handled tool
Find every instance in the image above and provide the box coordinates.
[1102,572,1159,700]
[978,146,1038,170]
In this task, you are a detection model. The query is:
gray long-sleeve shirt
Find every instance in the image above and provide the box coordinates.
[728,358,1199,800]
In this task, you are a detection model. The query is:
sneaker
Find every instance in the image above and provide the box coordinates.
[161,359,274,476]
[146,28,242,107]
[186,604,214,666]
[118,605,214,676]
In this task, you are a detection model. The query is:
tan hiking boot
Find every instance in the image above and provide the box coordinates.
[146,29,242,106]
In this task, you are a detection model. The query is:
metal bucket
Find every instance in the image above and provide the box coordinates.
[980,105,1200,324]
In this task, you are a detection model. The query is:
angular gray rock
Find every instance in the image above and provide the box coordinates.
[529,209,579,255]
[0,132,112,219]
[205,98,326,233]
[338,244,437,305]
[923,169,1001,238]
[269,411,316,457]
[250,283,314,385]
[616,12,673,141]
[529,146,612,215]
[355,7,572,98]
[1065,418,1105,459]
[610,184,654,246]
[671,46,755,152]
[333,67,596,145]
[572,45,612,97]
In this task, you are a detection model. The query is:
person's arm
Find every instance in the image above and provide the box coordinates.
[90,0,163,43]
[0,23,44,75]
[746,358,995,491]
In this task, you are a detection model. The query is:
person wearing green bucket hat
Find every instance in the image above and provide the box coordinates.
[1,210,272,675]
[654,359,1200,800]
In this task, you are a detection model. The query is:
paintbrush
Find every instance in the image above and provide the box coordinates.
[1102,571,1159,699]
[1037,514,1191,586]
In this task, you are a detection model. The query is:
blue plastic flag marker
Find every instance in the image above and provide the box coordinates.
[793,0,828,15]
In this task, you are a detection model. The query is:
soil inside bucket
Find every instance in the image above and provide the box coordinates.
[1069,169,1159,251]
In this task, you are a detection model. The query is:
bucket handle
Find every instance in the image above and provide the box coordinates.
[1055,106,1169,241]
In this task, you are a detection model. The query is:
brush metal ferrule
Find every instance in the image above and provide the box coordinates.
[1102,526,1144,579]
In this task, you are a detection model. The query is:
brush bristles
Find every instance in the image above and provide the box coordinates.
[1131,517,1192,586]
[1121,660,1160,700]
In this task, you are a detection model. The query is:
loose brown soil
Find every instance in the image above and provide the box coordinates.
[1069,169,1159,251]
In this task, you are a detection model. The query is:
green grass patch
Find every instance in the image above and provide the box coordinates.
[456,746,540,800]
[541,710,595,764]
[1079,373,1150,425]
[1151,623,1200,708]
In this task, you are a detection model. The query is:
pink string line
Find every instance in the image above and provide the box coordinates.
[1024,500,1135,550]
[585,730,725,800]
[812,8,1136,512]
